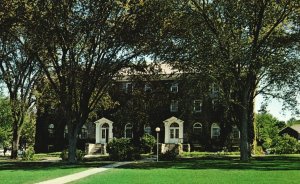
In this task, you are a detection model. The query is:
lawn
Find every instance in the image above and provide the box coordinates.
[73,155,300,184]
[0,156,112,184]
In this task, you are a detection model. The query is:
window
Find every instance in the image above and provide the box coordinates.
[101,123,109,139]
[193,123,202,134]
[193,100,202,112]
[170,123,179,139]
[211,123,220,139]
[64,126,68,138]
[144,124,151,134]
[48,124,54,137]
[144,84,152,92]
[80,125,88,139]
[211,83,219,94]
[170,83,178,93]
[232,126,240,139]
[125,83,133,93]
[212,99,217,110]
[170,100,178,112]
[125,123,133,138]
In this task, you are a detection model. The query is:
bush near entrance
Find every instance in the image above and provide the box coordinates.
[107,138,141,161]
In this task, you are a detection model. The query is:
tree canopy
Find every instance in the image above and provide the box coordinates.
[145,0,300,161]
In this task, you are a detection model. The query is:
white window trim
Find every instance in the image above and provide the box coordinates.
[211,123,220,139]
[193,100,202,112]
[193,123,202,133]
[170,83,178,93]
[48,124,55,137]
[144,124,151,134]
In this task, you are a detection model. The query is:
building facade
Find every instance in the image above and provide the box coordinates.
[35,71,240,153]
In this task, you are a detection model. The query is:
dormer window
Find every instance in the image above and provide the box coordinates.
[170,83,178,93]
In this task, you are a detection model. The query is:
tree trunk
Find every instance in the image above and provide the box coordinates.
[240,90,250,161]
[68,130,78,163]
[11,122,20,159]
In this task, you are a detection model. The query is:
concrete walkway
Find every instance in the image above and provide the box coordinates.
[35,161,131,184]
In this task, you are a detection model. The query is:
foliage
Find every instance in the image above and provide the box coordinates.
[271,134,300,154]
[287,118,300,126]
[76,150,86,161]
[60,149,86,161]
[25,0,151,163]
[0,96,12,148]
[159,146,179,161]
[146,0,300,161]
[22,146,35,161]
[60,150,68,161]
[107,138,140,161]
[255,112,285,149]
[140,134,156,153]
[0,0,41,158]
[252,146,265,156]
[20,112,36,148]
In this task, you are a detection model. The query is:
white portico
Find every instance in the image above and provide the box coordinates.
[94,118,113,144]
[164,116,184,144]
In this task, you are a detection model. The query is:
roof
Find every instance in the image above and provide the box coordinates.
[290,124,300,133]
[280,124,300,134]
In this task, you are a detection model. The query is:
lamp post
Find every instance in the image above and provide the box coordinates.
[155,127,160,162]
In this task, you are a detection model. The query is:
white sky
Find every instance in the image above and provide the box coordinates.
[255,94,300,122]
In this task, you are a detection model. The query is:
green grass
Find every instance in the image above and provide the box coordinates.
[73,155,300,184]
[0,156,113,184]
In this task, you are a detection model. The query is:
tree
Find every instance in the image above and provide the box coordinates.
[255,112,285,149]
[28,0,151,163]
[286,117,300,126]
[0,95,12,149]
[146,0,300,161]
[0,1,40,158]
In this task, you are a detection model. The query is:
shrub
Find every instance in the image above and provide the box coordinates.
[22,146,35,161]
[60,149,68,161]
[253,146,264,155]
[60,149,86,161]
[76,149,85,161]
[159,148,178,161]
[141,134,156,153]
[271,134,300,154]
[107,138,140,161]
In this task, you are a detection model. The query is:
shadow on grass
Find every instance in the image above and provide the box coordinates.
[0,156,113,171]
[120,156,300,171]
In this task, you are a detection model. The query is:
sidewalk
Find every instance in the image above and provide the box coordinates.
[35,161,131,184]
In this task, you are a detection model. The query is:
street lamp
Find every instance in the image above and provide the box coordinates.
[155,127,160,162]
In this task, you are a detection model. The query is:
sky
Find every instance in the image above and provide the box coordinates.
[255,94,300,122]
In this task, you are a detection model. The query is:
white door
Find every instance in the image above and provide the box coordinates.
[170,127,179,143]
[100,124,109,144]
